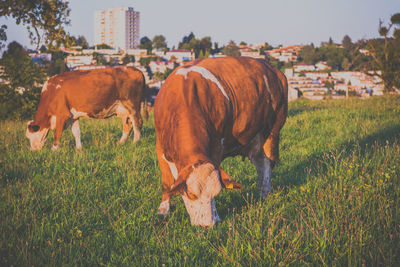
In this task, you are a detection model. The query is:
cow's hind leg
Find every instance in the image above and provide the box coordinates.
[121,100,142,143]
[119,116,133,144]
[129,112,142,143]
[253,153,273,197]
[71,119,82,150]
[249,134,273,197]
[156,142,176,216]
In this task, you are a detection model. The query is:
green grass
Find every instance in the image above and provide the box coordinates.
[1,96,399,266]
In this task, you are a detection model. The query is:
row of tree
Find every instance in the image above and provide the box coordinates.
[297,13,400,93]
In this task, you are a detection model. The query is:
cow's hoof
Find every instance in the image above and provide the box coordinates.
[157,200,170,217]
[51,145,59,151]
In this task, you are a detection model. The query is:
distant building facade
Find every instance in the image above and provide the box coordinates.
[165,50,195,62]
[94,7,140,51]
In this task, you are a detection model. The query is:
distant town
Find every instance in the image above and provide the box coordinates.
[1,6,398,105]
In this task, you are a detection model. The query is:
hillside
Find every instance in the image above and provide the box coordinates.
[1,96,399,266]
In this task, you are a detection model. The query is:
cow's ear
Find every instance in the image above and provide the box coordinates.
[167,165,194,198]
[168,180,187,197]
[28,124,40,132]
[219,167,242,190]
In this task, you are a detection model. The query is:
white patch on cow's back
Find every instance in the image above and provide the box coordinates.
[50,116,56,130]
[263,75,271,92]
[70,108,89,119]
[162,154,178,180]
[41,81,49,93]
[176,66,230,101]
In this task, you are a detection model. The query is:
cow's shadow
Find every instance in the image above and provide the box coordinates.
[217,123,400,220]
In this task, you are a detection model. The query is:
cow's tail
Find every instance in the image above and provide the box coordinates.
[141,84,149,121]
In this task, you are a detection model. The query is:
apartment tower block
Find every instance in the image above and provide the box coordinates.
[94,7,140,50]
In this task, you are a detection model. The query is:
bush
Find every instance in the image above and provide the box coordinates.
[0,84,41,120]
[0,41,45,120]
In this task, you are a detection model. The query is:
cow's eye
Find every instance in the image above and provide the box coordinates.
[28,124,40,132]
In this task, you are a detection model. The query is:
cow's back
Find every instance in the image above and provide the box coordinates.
[155,57,287,164]
[37,67,144,119]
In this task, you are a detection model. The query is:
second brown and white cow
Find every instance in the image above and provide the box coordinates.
[26,66,147,150]
[154,57,288,227]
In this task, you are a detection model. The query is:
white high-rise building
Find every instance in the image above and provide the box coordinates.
[94,7,140,51]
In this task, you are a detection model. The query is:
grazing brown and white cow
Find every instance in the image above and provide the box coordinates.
[154,57,288,227]
[26,66,147,150]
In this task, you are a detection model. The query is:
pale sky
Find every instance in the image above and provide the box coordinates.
[1,0,399,49]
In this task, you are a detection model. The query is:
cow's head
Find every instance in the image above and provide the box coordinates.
[26,120,50,150]
[169,163,241,227]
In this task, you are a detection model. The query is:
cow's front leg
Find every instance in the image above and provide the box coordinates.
[156,142,176,216]
[52,116,68,151]
[71,119,82,150]
[253,153,273,197]
[119,116,132,144]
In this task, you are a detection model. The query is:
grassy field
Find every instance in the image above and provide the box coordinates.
[1,95,399,266]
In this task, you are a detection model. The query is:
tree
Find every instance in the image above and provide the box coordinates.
[212,42,221,54]
[222,41,240,57]
[341,57,351,71]
[320,44,347,70]
[95,43,113,49]
[39,45,47,53]
[47,51,68,76]
[179,32,195,48]
[180,37,201,57]
[259,42,273,55]
[92,52,107,65]
[299,41,349,70]
[139,36,152,53]
[298,44,318,64]
[0,0,71,49]
[198,50,204,58]
[366,13,400,93]
[66,35,78,47]
[77,36,89,49]
[139,56,155,66]
[152,35,168,51]
[200,36,212,54]
[0,41,45,119]
[1,41,45,88]
[122,54,135,65]
[342,35,353,51]
[0,25,7,50]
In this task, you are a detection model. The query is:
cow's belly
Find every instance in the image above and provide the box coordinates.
[221,130,266,160]
[71,101,130,119]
